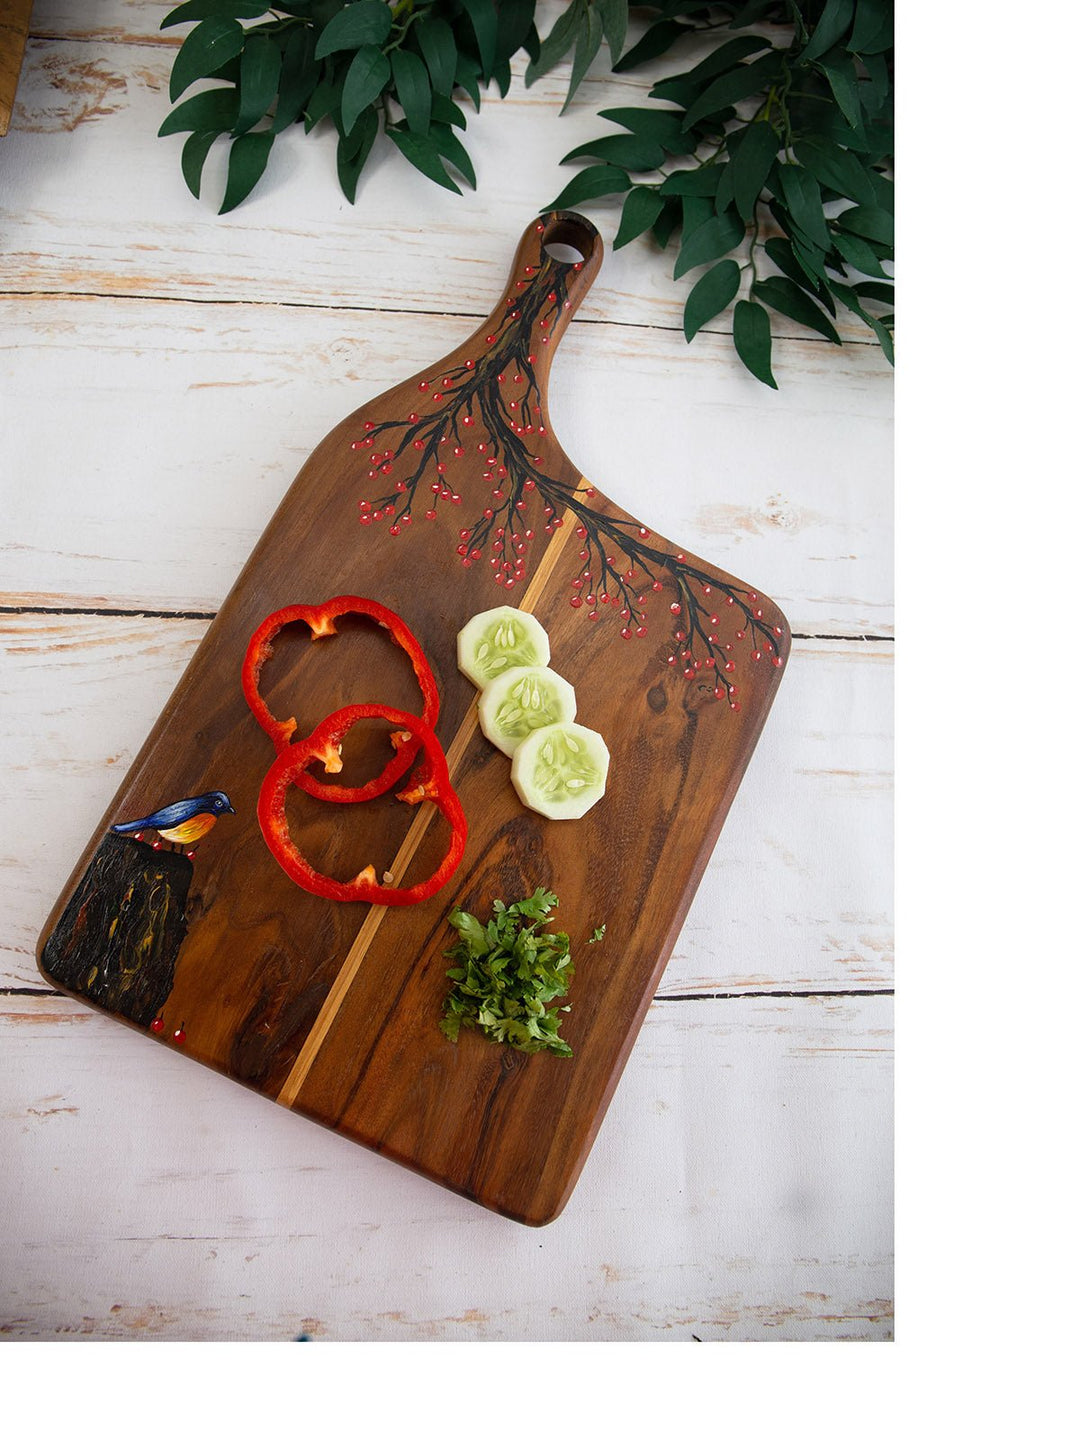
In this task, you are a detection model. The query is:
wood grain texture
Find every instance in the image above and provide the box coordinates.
[0,0,33,135]
[35,214,790,1223]
[0,616,891,997]
[0,989,893,1340]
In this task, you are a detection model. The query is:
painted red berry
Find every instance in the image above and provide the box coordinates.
[150,1017,165,1034]
[172,1024,187,1045]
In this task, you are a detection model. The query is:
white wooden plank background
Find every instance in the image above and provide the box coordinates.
[0,0,893,1341]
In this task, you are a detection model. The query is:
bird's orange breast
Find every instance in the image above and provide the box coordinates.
[157,813,217,845]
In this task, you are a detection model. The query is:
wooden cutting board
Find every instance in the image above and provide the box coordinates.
[38,211,788,1225]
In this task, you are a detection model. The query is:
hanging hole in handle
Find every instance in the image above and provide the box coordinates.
[543,240,587,265]
[540,213,599,267]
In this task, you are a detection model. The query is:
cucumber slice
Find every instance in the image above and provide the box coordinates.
[511,722,610,821]
[477,666,578,757]
[457,606,551,688]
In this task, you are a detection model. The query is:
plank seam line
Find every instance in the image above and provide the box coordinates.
[274,479,590,1111]
[0,287,884,347]
[0,605,217,620]
[27,31,180,51]
[653,988,894,1002]
[0,985,893,1001]
[0,607,895,643]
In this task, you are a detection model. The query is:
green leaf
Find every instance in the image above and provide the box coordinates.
[682,52,781,130]
[830,280,894,363]
[835,203,893,245]
[860,51,890,116]
[776,164,831,250]
[613,186,664,248]
[170,16,245,102]
[731,120,780,222]
[764,237,836,315]
[460,0,498,78]
[674,210,745,278]
[752,276,840,343]
[829,225,888,278]
[272,25,317,134]
[491,58,512,98]
[432,122,476,189]
[526,0,582,84]
[563,6,602,111]
[597,105,697,155]
[683,258,741,341]
[595,0,628,63]
[336,106,377,201]
[391,47,431,135]
[732,299,776,386]
[854,280,893,305]
[159,86,239,135]
[303,70,342,132]
[658,166,718,198]
[791,234,828,285]
[416,14,456,95]
[430,92,467,130]
[819,54,862,129]
[234,31,281,133]
[219,128,273,212]
[341,45,389,133]
[314,1,391,59]
[496,0,537,69]
[794,137,876,206]
[656,195,684,246]
[562,133,665,171]
[387,127,461,193]
[162,1,267,28]
[454,53,481,109]
[848,0,888,53]
[612,18,688,73]
[800,0,855,64]
[681,194,712,240]
[180,129,220,197]
[545,163,630,210]
[672,35,772,100]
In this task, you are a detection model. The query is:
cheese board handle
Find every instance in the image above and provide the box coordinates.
[480,210,604,392]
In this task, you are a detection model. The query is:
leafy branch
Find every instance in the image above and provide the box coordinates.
[158,2,893,384]
[544,0,894,381]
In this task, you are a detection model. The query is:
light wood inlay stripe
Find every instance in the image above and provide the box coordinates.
[276,484,588,1109]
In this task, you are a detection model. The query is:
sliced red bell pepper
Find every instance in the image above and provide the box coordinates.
[256,704,467,906]
[241,596,439,804]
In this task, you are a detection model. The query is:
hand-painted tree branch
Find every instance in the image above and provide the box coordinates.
[349,256,783,703]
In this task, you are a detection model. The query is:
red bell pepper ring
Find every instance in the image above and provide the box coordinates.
[241,596,439,804]
[257,704,467,906]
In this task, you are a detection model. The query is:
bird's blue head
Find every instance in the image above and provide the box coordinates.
[202,790,235,815]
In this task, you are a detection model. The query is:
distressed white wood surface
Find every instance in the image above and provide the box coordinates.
[0,0,892,1341]
[0,990,892,1341]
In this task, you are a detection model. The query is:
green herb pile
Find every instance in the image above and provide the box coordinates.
[440,889,602,1057]
[159,2,893,385]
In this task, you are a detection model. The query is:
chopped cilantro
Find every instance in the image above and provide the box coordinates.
[440,889,597,1058]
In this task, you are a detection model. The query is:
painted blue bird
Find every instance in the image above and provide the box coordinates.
[112,791,235,848]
